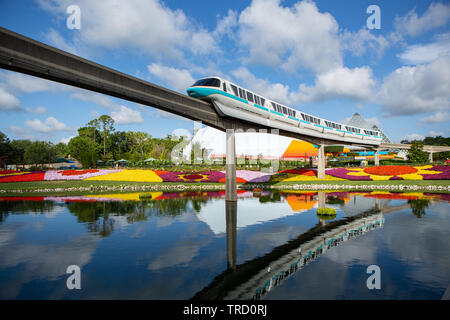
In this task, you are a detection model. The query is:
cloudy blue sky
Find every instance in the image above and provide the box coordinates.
[0,0,449,144]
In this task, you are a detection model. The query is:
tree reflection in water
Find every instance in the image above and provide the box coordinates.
[408,199,430,218]
[0,200,55,223]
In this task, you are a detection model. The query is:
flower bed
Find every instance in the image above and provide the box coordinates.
[0,171,45,183]
[61,169,99,176]
[84,169,163,182]
[270,169,319,183]
[158,171,225,183]
[326,165,448,181]
[420,166,450,180]
[44,169,123,181]
[0,165,448,184]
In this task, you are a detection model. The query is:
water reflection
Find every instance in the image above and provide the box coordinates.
[0,190,449,299]
[195,192,388,300]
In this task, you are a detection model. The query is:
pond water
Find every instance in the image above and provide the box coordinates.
[0,190,449,300]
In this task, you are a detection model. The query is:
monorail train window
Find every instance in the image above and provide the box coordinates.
[292,110,296,117]
[222,82,227,92]
[192,78,220,87]
[247,91,254,102]
[301,113,307,121]
[230,84,238,96]
[239,88,245,99]
[271,102,276,109]
[260,98,265,106]
[255,95,260,105]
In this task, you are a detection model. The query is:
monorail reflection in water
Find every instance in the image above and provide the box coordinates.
[0,190,449,299]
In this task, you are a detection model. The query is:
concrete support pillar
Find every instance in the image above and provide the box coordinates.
[375,198,383,212]
[429,152,433,163]
[226,200,237,271]
[317,191,326,209]
[374,150,380,166]
[317,144,326,179]
[318,191,326,226]
[226,128,237,201]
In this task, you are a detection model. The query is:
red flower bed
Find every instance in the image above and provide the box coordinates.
[153,170,168,175]
[60,169,99,176]
[364,193,419,200]
[0,172,45,183]
[363,166,417,176]
[0,196,45,201]
[218,177,247,183]
[0,170,21,175]
[280,168,316,176]
[183,174,204,180]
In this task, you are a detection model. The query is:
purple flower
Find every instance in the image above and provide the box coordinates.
[420,166,450,180]
[326,168,372,181]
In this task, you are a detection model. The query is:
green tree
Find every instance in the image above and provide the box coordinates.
[128,131,151,162]
[55,142,68,158]
[109,131,133,161]
[24,141,56,167]
[407,141,429,163]
[87,118,100,144]
[0,132,14,166]
[9,139,32,167]
[98,115,115,159]
[68,136,98,168]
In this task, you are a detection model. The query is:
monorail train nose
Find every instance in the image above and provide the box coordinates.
[186,87,205,98]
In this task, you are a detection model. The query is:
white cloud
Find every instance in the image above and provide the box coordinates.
[232,66,376,105]
[295,66,376,102]
[6,125,33,140]
[420,111,450,124]
[403,130,446,142]
[394,2,450,38]
[110,106,144,125]
[43,28,78,55]
[25,117,70,133]
[237,0,341,73]
[404,133,425,141]
[398,33,450,65]
[148,63,195,92]
[428,130,444,137]
[0,71,65,93]
[365,117,381,128]
[214,9,238,39]
[70,92,120,110]
[230,1,377,104]
[60,135,75,144]
[25,106,47,114]
[341,27,389,58]
[232,67,291,104]
[89,110,100,118]
[377,55,450,116]
[38,0,217,60]
[0,87,20,111]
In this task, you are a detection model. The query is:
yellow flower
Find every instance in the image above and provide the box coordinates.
[276,174,346,182]
[346,166,442,181]
[0,171,30,177]
[84,169,163,182]
[86,192,163,201]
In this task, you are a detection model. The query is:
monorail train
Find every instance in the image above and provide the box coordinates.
[187,76,382,146]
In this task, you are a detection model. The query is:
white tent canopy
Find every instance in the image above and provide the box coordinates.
[182,126,297,159]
